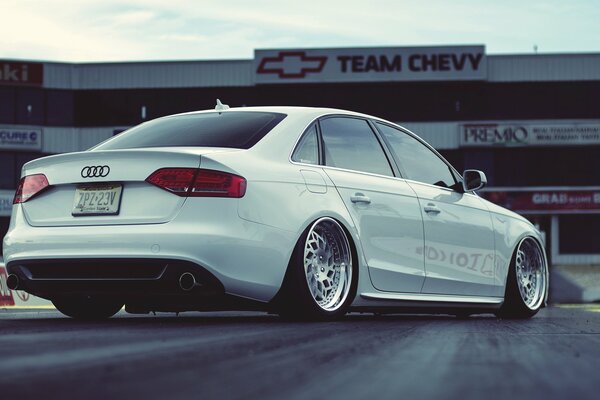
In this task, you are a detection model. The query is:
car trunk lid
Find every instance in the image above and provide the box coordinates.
[19,147,237,227]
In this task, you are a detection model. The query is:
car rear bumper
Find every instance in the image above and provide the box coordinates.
[6,258,223,296]
[3,202,298,302]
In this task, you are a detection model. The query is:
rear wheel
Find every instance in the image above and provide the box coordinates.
[497,237,547,319]
[52,296,123,320]
[278,217,357,320]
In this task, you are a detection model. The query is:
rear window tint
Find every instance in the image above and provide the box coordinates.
[93,112,286,150]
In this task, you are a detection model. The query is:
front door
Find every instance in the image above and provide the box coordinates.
[375,122,496,296]
[407,182,496,296]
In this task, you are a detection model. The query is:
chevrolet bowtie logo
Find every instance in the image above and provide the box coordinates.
[257,51,328,79]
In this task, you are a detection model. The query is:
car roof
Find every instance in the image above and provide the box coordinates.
[171,105,378,121]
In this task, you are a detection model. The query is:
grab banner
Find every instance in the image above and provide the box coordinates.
[0,266,14,306]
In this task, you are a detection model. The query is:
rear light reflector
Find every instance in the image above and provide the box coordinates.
[13,174,50,204]
[145,168,196,195]
[146,168,246,198]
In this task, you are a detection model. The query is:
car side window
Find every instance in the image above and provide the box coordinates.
[376,123,457,188]
[292,124,319,164]
[320,117,393,177]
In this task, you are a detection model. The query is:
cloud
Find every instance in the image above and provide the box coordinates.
[0,0,598,62]
[159,34,209,43]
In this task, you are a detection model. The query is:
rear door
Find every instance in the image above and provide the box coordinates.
[375,122,496,296]
[318,117,425,293]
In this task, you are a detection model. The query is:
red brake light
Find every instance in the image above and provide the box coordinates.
[146,168,246,198]
[191,169,246,198]
[13,174,50,204]
[146,168,197,195]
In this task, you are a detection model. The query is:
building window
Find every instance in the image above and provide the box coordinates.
[0,217,9,255]
[559,214,600,254]
[0,153,15,189]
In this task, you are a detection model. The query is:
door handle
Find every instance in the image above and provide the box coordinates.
[350,193,371,204]
[424,203,441,214]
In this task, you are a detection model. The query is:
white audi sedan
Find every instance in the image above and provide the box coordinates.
[2,104,548,320]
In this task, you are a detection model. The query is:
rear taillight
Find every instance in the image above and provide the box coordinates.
[13,174,50,204]
[145,168,196,195]
[146,168,246,198]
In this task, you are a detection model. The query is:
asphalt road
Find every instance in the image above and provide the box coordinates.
[1,306,599,400]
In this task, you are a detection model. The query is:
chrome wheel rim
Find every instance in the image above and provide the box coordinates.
[303,218,352,312]
[515,237,546,310]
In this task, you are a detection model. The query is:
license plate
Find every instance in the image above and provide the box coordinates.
[72,184,123,216]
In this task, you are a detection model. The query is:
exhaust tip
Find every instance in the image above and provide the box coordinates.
[7,274,20,291]
[179,272,197,291]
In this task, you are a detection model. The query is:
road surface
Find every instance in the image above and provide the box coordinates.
[1,306,599,399]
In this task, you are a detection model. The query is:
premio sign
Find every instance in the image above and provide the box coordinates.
[254,46,486,84]
[460,122,600,147]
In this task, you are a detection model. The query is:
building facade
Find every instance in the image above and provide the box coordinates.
[1,45,599,265]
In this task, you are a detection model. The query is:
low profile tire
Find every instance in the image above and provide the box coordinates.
[496,237,547,319]
[277,217,357,320]
[52,296,124,320]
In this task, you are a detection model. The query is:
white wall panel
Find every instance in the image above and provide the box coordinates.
[41,127,79,153]
[39,53,600,89]
[75,60,253,89]
[488,54,600,82]
[399,121,459,150]
[77,128,114,151]
[43,63,76,89]
[41,127,114,153]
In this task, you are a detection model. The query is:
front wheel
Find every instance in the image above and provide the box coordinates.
[278,217,357,320]
[497,237,547,319]
[52,296,124,320]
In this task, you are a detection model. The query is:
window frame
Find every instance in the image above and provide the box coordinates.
[316,115,398,178]
[372,120,464,192]
[289,114,464,188]
[291,122,322,165]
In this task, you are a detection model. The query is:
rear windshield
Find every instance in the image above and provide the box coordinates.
[93,111,286,150]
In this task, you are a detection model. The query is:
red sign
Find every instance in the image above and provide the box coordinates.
[0,267,15,306]
[0,61,43,86]
[482,190,600,213]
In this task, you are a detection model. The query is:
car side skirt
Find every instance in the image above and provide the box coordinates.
[361,292,503,304]
[356,292,504,313]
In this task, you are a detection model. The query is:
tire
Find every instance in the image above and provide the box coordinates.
[496,237,547,319]
[277,217,357,320]
[52,296,124,320]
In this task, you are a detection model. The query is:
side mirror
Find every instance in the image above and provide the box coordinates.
[462,169,487,192]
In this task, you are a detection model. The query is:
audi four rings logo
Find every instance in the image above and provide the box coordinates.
[81,165,110,178]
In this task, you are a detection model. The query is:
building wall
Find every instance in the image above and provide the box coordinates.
[1,51,600,262]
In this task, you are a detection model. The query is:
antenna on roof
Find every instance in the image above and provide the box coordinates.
[215,99,230,111]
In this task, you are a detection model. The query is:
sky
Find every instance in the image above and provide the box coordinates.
[1,0,599,62]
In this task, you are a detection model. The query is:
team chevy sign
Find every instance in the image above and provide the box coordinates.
[460,122,600,147]
[254,46,486,83]
[0,127,43,151]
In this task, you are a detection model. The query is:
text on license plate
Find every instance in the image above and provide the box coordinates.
[72,184,123,216]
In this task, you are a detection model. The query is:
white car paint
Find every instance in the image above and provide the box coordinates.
[2,106,547,311]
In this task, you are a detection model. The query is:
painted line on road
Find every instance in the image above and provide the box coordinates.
[555,304,600,313]
[1,305,55,309]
